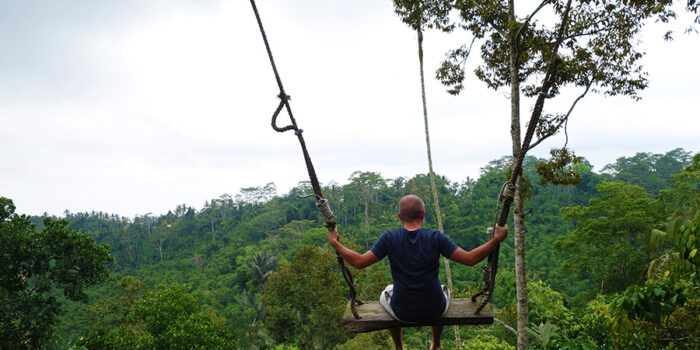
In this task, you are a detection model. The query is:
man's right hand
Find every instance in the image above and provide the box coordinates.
[326,227,340,245]
[494,224,508,243]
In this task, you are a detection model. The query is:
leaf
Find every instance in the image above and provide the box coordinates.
[690,248,697,258]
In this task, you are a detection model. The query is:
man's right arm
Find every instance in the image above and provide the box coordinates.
[327,227,379,269]
[449,224,508,266]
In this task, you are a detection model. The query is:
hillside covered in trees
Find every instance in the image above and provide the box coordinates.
[2,148,698,349]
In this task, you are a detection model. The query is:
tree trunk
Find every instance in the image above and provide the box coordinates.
[210,218,215,241]
[417,28,461,349]
[508,1,529,348]
[364,198,370,241]
[514,176,529,350]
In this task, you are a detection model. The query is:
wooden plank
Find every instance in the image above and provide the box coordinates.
[342,298,493,333]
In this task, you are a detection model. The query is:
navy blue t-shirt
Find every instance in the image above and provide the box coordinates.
[370,227,459,322]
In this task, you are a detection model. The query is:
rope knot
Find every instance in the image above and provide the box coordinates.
[295,129,304,136]
[296,193,334,220]
[277,93,290,101]
[317,198,334,220]
[500,182,516,201]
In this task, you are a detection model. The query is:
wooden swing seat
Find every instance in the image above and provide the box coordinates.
[342,298,493,333]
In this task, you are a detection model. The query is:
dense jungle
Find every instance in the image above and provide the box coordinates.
[2,148,698,349]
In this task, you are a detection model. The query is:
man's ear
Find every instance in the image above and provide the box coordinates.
[397,213,403,222]
[419,211,425,221]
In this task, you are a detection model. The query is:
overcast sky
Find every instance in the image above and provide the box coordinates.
[1,0,698,218]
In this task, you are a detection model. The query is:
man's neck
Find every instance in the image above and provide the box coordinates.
[403,221,422,231]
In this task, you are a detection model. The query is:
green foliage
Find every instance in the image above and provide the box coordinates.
[603,148,692,197]
[659,153,700,226]
[609,279,699,349]
[79,278,236,349]
[462,334,515,349]
[556,182,665,295]
[272,345,299,350]
[0,197,112,349]
[244,250,279,290]
[608,173,700,349]
[392,0,454,31]
[497,279,574,347]
[261,246,347,349]
[567,295,615,348]
[528,321,556,350]
[35,149,695,349]
[393,1,694,198]
[526,280,574,327]
[535,148,584,186]
[336,332,392,350]
[612,277,695,325]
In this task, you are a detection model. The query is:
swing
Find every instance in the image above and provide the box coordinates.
[249,0,563,333]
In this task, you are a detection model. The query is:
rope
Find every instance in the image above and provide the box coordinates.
[296,194,334,221]
[417,27,461,348]
[471,47,565,316]
[317,198,335,221]
[249,0,363,319]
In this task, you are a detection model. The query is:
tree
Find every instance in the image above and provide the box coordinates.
[278,220,315,247]
[135,213,155,265]
[0,197,112,349]
[556,182,665,295]
[346,171,387,246]
[658,152,700,213]
[261,245,347,349]
[391,1,689,347]
[151,217,173,262]
[238,182,278,206]
[608,155,700,349]
[79,278,236,350]
[198,200,220,242]
[602,148,692,196]
[462,335,515,349]
[115,219,139,268]
[245,250,279,290]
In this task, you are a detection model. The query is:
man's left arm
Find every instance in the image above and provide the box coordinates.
[326,227,379,269]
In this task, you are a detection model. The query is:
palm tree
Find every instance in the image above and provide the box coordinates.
[246,251,278,289]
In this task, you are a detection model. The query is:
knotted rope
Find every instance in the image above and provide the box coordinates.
[471,54,564,314]
[471,181,515,312]
[250,0,363,319]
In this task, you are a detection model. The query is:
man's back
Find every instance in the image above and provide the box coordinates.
[371,227,458,322]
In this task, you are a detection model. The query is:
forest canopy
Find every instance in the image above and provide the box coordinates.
[2,148,697,349]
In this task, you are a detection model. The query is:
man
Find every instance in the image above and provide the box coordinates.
[326,194,508,350]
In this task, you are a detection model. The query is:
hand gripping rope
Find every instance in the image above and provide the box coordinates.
[249,0,363,319]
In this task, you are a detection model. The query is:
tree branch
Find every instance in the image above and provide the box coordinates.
[494,317,518,335]
[516,0,551,39]
[526,77,594,151]
[463,34,479,64]
[487,17,508,38]
[478,3,508,38]
[562,25,617,41]
[516,0,573,158]
[452,34,480,68]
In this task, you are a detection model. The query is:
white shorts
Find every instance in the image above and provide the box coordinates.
[379,284,450,323]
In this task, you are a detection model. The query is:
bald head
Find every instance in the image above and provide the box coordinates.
[398,195,425,222]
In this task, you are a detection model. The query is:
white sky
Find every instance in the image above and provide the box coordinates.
[1,0,698,217]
